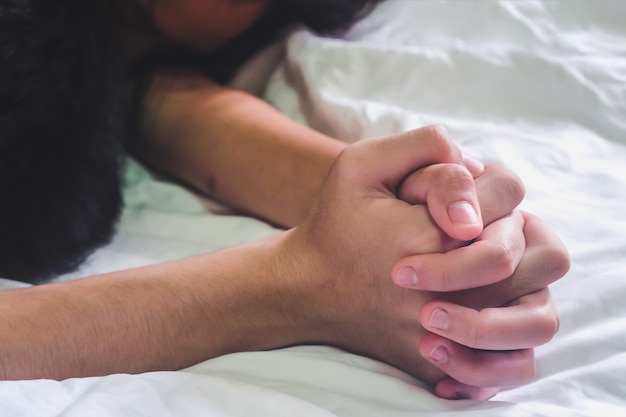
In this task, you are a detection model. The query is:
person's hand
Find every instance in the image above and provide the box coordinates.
[395,161,569,399]
[396,209,567,399]
[392,158,570,399]
[285,125,568,398]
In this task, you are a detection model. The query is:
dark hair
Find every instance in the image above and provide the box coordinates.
[0,0,382,284]
[275,0,383,34]
[0,0,125,283]
[134,0,386,84]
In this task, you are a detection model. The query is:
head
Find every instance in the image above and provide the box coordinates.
[273,0,384,35]
[0,0,125,284]
[0,0,384,284]
[137,0,382,52]
[138,0,270,51]
[135,0,386,83]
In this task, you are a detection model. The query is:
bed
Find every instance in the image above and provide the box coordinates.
[1,1,625,416]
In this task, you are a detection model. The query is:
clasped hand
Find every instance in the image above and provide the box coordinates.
[286,126,569,400]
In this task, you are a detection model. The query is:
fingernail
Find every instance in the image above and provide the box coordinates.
[462,153,484,176]
[449,390,471,400]
[448,201,479,225]
[395,266,417,287]
[429,346,449,363]
[429,308,449,331]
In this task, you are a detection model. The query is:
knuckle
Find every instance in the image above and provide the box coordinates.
[489,165,526,206]
[536,312,561,345]
[548,246,571,281]
[418,125,457,161]
[468,308,495,349]
[469,321,484,348]
[490,241,518,278]
[500,169,526,206]
[435,262,456,292]
[532,244,571,286]
[519,351,537,385]
[428,124,450,142]
[523,213,571,284]
[498,349,536,387]
[438,164,475,193]
[426,227,448,254]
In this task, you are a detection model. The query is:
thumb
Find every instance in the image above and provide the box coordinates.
[345,125,465,191]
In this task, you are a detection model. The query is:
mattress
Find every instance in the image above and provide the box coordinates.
[1,1,625,416]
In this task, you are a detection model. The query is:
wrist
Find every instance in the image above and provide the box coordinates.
[268,228,337,346]
[194,229,335,355]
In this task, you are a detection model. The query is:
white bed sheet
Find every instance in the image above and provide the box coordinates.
[2,1,625,416]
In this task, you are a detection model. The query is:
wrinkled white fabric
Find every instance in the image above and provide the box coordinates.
[2,1,625,416]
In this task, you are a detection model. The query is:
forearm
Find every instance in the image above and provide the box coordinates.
[0,127,567,397]
[132,72,346,228]
[0,232,318,380]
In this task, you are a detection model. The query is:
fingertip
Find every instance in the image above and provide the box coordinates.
[476,164,526,224]
[462,153,485,178]
[448,201,480,225]
[447,201,483,241]
[418,332,450,360]
[419,302,451,333]
[435,378,500,401]
[393,265,418,288]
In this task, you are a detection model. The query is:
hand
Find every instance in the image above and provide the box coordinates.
[286,126,568,397]
[291,128,567,398]
[412,212,566,399]
[394,163,570,399]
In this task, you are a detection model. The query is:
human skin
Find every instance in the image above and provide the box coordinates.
[0,128,568,395]
[135,0,269,51]
[126,1,570,399]
[134,72,344,228]
[135,88,569,397]
[295,131,567,399]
